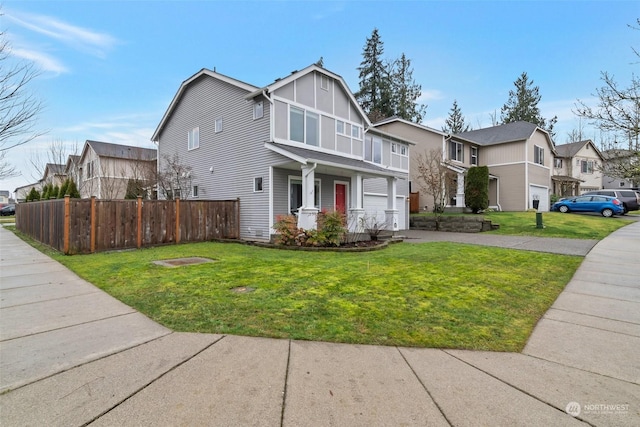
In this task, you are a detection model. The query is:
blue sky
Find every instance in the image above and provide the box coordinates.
[1,0,638,194]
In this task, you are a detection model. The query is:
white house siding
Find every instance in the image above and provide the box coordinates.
[156,74,274,241]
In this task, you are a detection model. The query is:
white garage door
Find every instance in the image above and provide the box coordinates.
[363,194,407,230]
[529,185,549,211]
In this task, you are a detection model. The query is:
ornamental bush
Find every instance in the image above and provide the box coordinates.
[465,166,489,213]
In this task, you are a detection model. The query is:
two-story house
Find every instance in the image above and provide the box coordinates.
[552,140,604,196]
[152,64,412,241]
[77,140,157,199]
[451,122,556,211]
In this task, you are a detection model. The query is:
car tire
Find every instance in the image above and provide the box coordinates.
[559,205,569,213]
[602,208,614,217]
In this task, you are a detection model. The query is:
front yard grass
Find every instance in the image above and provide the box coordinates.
[45,239,582,352]
[482,211,632,239]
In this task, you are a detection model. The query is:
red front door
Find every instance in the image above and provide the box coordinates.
[335,184,346,214]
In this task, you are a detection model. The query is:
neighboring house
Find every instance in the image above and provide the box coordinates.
[0,190,10,205]
[42,163,66,188]
[601,149,639,189]
[552,140,603,196]
[14,181,42,202]
[371,117,449,211]
[64,155,82,188]
[152,64,412,241]
[449,121,556,211]
[78,140,157,199]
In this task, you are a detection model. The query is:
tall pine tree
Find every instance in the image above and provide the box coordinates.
[500,72,557,138]
[391,53,426,123]
[356,28,393,122]
[442,99,471,134]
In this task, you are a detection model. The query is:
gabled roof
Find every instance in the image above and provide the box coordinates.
[555,140,603,160]
[372,116,448,137]
[44,163,65,176]
[152,68,259,141]
[453,121,539,146]
[64,155,80,173]
[81,140,157,163]
[246,64,371,129]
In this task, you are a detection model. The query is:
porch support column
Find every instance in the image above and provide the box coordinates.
[456,172,465,207]
[348,173,365,233]
[385,176,399,231]
[298,163,318,230]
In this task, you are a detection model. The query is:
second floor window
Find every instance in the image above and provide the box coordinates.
[290,107,319,146]
[471,146,478,165]
[253,101,263,119]
[534,145,544,165]
[554,158,563,168]
[352,125,361,140]
[450,141,463,162]
[188,127,199,150]
[581,160,594,174]
[364,135,382,164]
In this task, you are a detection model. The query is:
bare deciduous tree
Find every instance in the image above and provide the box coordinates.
[157,153,194,200]
[0,25,46,178]
[413,148,455,229]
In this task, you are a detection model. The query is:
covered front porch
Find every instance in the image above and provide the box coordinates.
[447,164,501,211]
[552,175,583,198]
[265,143,408,233]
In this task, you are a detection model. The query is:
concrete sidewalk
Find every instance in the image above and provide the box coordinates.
[1,224,638,426]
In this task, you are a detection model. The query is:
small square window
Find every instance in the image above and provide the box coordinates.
[391,143,397,153]
[253,101,263,120]
[254,177,263,192]
[336,120,345,135]
[215,117,223,133]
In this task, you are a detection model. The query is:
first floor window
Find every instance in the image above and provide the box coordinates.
[450,141,463,162]
[192,185,199,197]
[254,177,263,192]
[289,178,320,214]
[534,145,544,165]
[215,117,223,133]
[188,127,199,150]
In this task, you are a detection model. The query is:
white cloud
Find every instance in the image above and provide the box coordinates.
[419,89,444,103]
[6,10,118,58]
[10,47,69,75]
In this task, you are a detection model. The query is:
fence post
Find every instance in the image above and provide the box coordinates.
[90,196,96,253]
[236,198,240,239]
[175,197,180,244]
[64,196,70,254]
[137,196,143,249]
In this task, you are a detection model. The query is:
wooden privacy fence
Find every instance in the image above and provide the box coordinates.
[16,197,240,255]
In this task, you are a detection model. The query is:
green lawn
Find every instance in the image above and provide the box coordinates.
[483,211,632,239]
[41,239,582,352]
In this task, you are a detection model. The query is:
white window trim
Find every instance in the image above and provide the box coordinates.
[470,146,478,165]
[289,105,320,146]
[253,101,264,120]
[320,75,329,91]
[288,175,321,214]
[450,141,463,162]
[336,120,346,135]
[215,117,223,133]
[534,145,544,165]
[188,127,199,150]
[253,177,263,193]
[192,185,199,198]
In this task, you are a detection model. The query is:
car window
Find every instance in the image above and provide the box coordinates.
[600,191,615,197]
[619,191,635,197]
[575,196,591,202]
[591,196,608,201]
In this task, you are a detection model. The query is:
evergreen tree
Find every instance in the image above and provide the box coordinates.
[500,72,557,138]
[27,187,40,201]
[465,166,489,213]
[390,53,426,123]
[41,184,50,200]
[442,100,471,134]
[51,185,59,199]
[66,179,80,198]
[356,28,393,122]
[58,179,69,198]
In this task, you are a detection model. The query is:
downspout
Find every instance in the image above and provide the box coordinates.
[262,90,275,142]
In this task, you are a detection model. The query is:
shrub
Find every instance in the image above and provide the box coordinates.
[465,166,489,213]
[317,210,346,246]
[66,179,81,198]
[58,179,69,198]
[273,215,303,246]
[273,211,347,247]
